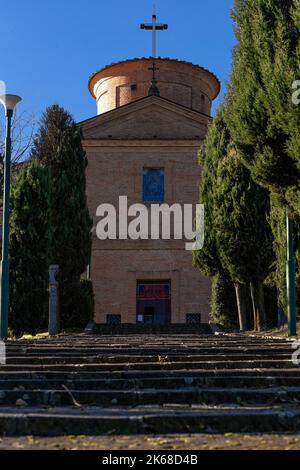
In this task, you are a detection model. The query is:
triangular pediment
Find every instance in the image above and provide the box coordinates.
[80,96,211,140]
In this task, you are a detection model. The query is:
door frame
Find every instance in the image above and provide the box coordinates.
[136,280,172,325]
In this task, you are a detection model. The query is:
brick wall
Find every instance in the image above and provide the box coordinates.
[83,140,212,324]
[82,58,220,325]
[89,58,220,116]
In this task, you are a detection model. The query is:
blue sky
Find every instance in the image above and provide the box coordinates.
[1,0,235,124]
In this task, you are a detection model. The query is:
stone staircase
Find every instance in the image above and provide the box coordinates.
[0,333,300,436]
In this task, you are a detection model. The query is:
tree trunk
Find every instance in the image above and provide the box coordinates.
[234,283,248,331]
[250,280,266,332]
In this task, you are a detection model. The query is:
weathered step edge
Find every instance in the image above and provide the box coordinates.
[1,409,300,436]
[91,324,213,336]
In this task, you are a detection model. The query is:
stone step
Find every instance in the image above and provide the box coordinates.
[0,368,299,381]
[6,338,292,347]
[4,352,294,361]
[1,405,300,436]
[1,334,299,437]
[6,337,292,344]
[4,354,293,364]
[6,342,292,355]
[0,387,300,407]
[1,375,300,390]
[93,325,213,335]
[5,348,293,357]
[0,359,294,371]
[5,350,294,358]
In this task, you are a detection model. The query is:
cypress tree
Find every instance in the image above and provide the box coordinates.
[31,105,93,328]
[193,108,249,331]
[213,113,275,331]
[9,161,50,337]
[195,106,275,331]
[211,273,239,329]
[268,194,300,316]
[226,0,300,215]
[193,118,223,279]
[225,0,300,326]
[268,195,288,311]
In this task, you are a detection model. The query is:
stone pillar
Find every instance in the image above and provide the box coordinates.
[48,265,59,337]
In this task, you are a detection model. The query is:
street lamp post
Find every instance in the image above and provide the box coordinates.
[0,94,22,339]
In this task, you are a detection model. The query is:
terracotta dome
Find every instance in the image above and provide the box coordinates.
[88,57,220,116]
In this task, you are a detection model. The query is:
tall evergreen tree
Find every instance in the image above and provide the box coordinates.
[213,113,275,331]
[9,161,50,337]
[32,105,74,172]
[30,105,93,327]
[195,107,275,331]
[268,194,300,316]
[225,0,300,327]
[193,109,250,331]
[268,195,288,311]
[211,272,239,329]
[226,0,300,215]
[193,118,223,279]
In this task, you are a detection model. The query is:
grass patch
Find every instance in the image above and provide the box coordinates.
[245,322,300,339]
[7,328,83,341]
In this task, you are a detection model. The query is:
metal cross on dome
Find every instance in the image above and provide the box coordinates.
[140,9,168,58]
[149,62,159,81]
[148,62,160,96]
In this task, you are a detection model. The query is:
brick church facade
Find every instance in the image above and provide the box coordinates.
[80,58,220,326]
